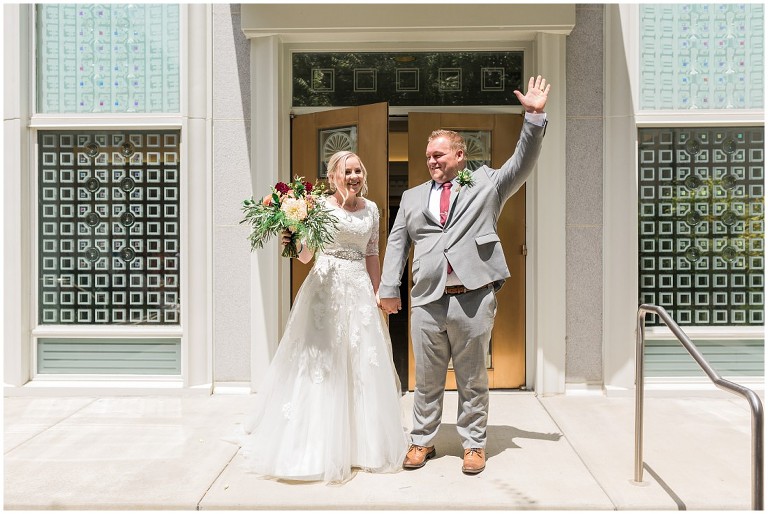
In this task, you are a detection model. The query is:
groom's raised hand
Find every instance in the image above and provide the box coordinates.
[514,75,550,114]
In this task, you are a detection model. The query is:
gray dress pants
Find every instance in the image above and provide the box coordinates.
[409,286,497,449]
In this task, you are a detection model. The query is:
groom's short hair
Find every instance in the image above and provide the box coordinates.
[428,129,466,155]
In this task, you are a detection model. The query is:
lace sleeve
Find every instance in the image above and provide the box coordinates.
[365,200,380,256]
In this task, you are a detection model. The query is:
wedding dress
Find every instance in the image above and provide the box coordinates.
[236,197,408,483]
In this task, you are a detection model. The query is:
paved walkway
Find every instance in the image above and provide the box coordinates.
[4,390,760,510]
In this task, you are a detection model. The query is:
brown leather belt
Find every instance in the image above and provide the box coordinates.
[444,283,493,296]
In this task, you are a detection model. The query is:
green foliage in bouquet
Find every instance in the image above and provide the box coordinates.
[240,177,338,258]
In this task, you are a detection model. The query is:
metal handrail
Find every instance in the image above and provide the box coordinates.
[635,304,764,510]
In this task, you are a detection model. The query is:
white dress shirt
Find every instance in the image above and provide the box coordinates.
[428,179,462,286]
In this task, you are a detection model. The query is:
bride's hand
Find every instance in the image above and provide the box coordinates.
[280,229,293,247]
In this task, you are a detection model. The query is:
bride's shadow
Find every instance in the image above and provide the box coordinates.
[429,423,562,459]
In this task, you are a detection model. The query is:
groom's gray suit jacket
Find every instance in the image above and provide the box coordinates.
[380,119,546,308]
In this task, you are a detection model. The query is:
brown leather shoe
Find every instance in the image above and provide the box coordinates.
[462,448,486,474]
[402,444,436,469]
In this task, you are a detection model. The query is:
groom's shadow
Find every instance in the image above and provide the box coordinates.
[430,423,562,459]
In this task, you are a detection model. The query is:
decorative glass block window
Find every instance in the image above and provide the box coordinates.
[36,4,180,113]
[38,130,181,325]
[293,52,524,107]
[638,127,764,326]
[639,4,764,110]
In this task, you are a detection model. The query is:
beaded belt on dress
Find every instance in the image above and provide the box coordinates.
[323,249,365,261]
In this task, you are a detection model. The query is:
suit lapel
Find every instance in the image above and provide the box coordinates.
[421,181,440,225]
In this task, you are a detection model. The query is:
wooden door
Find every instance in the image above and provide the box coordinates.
[290,103,389,300]
[407,113,526,389]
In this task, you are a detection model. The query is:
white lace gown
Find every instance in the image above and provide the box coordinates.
[237,197,408,483]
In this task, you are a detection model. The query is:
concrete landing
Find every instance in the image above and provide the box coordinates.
[4,391,759,510]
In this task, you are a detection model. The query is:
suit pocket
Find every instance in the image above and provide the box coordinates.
[475,233,500,246]
[475,233,500,262]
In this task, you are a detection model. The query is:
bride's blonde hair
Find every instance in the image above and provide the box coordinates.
[326,151,369,205]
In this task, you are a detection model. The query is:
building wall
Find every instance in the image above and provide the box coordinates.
[212,4,252,383]
[565,4,605,384]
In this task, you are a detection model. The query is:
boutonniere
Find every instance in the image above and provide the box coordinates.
[455,168,475,191]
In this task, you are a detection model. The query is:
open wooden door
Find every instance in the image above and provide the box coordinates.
[407,113,526,389]
[290,103,389,300]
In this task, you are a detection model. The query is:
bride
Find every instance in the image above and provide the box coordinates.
[235,150,408,484]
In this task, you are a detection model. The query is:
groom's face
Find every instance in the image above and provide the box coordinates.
[426,137,464,184]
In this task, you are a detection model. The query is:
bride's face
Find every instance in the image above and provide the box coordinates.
[336,156,364,197]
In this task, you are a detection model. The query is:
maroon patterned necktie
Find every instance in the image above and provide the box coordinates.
[440,181,453,274]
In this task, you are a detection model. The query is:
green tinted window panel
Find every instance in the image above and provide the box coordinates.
[38,338,181,374]
[645,339,764,377]
[38,130,181,325]
[36,4,180,113]
[637,127,764,326]
[292,52,524,107]
[639,4,764,110]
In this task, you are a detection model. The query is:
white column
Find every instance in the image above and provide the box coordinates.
[602,5,638,393]
[184,4,214,389]
[532,32,568,395]
[4,4,32,388]
[249,35,283,390]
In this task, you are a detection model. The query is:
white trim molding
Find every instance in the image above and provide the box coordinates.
[635,110,765,127]
[241,4,575,42]
[602,4,639,394]
[183,4,214,390]
[4,4,33,388]
[532,32,568,395]
[248,35,285,391]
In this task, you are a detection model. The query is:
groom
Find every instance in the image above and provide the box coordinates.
[378,76,550,474]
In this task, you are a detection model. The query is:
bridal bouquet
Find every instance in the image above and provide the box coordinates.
[241,177,337,258]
